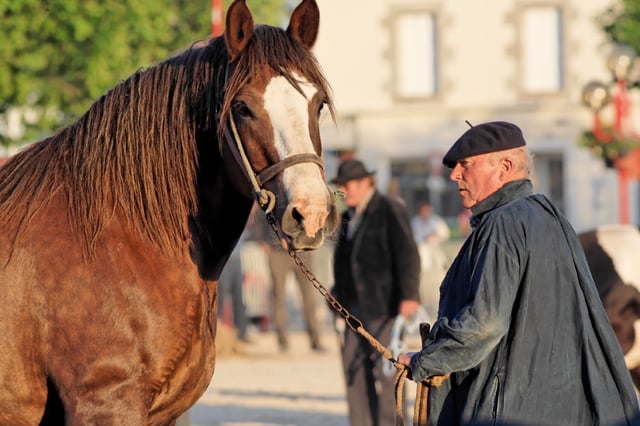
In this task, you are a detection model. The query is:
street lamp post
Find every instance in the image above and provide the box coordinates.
[581,44,639,224]
[212,0,223,37]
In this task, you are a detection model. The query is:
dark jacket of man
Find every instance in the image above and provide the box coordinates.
[409,179,640,425]
[333,190,420,320]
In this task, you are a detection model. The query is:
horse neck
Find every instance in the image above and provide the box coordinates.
[190,151,254,281]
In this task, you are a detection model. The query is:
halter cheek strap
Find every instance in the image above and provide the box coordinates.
[255,152,324,186]
[215,60,277,212]
[217,58,325,214]
[225,114,324,214]
[225,116,277,213]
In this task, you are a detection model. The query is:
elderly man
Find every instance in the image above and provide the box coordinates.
[399,121,639,425]
[331,158,421,426]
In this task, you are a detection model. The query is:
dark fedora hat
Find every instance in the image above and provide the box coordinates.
[330,159,376,185]
[442,121,526,168]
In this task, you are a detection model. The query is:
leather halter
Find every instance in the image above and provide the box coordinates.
[216,61,324,213]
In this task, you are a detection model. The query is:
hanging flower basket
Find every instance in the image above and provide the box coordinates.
[579,129,640,171]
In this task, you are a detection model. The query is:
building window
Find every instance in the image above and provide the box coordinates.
[521,5,564,94]
[392,10,438,99]
[532,153,565,213]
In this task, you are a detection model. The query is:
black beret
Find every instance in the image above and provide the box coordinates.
[442,121,526,168]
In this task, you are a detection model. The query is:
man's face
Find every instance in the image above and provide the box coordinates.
[449,153,504,209]
[338,178,371,208]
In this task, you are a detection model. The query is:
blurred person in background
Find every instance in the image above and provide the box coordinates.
[248,202,325,352]
[217,232,249,342]
[331,158,421,426]
[268,243,325,352]
[410,201,450,317]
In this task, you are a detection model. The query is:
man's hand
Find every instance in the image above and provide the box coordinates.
[398,351,418,367]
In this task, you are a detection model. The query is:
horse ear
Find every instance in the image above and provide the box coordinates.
[225,0,254,61]
[286,0,320,50]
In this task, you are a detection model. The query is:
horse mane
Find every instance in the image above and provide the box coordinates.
[0,39,227,254]
[0,23,334,255]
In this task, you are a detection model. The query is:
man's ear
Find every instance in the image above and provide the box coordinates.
[499,156,515,180]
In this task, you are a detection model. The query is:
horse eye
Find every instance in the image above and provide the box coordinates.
[233,101,253,119]
[318,100,328,116]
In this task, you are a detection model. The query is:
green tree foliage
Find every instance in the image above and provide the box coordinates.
[600,0,640,54]
[597,0,640,92]
[0,0,289,147]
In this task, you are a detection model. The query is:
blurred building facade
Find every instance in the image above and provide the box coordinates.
[312,0,640,232]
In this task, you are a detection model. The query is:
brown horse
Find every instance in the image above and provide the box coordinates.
[0,0,338,424]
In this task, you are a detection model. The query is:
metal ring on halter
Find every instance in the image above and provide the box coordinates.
[257,189,276,213]
[225,92,326,221]
[217,60,316,215]
[227,113,324,213]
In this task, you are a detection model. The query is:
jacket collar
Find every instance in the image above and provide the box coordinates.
[355,187,376,215]
[470,179,533,227]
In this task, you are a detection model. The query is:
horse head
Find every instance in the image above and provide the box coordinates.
[217,0,339,251]
[579,225,640,391]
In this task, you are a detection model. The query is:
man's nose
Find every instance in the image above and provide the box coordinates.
[449,165,461,181]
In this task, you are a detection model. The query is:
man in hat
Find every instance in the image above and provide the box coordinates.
[399,121,639,425]
[330,158,421,426]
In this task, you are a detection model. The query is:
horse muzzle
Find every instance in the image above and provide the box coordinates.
[280,201,339,251]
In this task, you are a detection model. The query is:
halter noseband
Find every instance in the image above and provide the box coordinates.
[217,61,325,214]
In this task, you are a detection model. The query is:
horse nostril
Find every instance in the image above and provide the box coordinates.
[282,203,327,240]
[291,207,304,224]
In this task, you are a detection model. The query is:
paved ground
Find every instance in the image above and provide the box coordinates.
[182,238,441,426]
[188,330,349,426]
[185,330,418,426]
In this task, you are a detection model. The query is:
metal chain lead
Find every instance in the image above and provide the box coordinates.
[264,211,364,334]
[263,211,418,425]
[262,209,449,426]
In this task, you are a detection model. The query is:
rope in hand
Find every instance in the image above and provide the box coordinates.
[261,210,449,425]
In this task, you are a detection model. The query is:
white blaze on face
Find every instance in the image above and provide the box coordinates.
[596,225,640,287]
[263,73,330,238]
